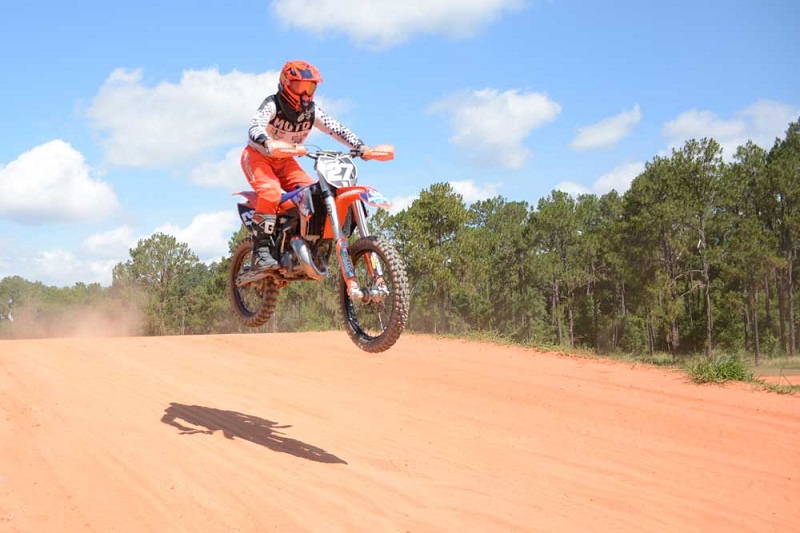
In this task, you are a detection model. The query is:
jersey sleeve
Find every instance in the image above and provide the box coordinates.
[248,96,277,144]
[313,105,364,149]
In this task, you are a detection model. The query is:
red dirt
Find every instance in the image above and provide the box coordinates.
[1,332,798,532]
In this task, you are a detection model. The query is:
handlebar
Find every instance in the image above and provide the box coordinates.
[301,144,395,162]
[267,141,394,161]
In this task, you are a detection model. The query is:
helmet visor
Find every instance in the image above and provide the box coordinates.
[288,79,317,97]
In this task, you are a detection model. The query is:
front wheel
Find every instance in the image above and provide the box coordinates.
[339,236,409,353]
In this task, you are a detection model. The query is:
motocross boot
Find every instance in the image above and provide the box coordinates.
[252,213,279,271]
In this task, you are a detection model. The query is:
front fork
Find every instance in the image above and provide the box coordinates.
[324,194,385,301]
[352,200,386,280]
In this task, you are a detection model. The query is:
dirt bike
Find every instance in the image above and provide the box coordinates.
[227,143,409,353]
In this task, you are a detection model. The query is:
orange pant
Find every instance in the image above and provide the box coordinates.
[240,145,316,214]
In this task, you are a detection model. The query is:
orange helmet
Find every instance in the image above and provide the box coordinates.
[278,60,323,112]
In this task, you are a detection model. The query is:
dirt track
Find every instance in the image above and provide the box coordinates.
[1,332,798,532]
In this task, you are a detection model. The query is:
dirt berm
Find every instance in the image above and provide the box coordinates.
[1,332,798,532]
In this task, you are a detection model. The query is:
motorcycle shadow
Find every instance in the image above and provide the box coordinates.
[160,402,347,465]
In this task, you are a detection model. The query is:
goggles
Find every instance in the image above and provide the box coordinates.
[288,79,317,97]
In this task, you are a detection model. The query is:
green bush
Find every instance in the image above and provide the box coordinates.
[686,355,753,384]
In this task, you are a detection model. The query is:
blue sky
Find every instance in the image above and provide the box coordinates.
[1,0,798,287]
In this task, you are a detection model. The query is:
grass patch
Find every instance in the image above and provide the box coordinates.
[686,355,753,384]
[628,351,675,366]
[757,382,800,395]
[458,330,520,346]
[599,350,676,367]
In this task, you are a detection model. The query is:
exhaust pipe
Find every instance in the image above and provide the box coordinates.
[290,237,328,280]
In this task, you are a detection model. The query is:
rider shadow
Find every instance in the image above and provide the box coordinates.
[160,402,347,464]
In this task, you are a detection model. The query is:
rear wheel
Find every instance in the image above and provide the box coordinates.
[228,237,280,327]
[339,236,409,353]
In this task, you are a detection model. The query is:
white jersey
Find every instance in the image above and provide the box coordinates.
[247,94,363,155]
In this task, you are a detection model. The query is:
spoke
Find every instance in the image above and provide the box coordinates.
[375,307,387,330]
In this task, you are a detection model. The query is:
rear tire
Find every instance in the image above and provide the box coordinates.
[228,237,280,327]
[339,236,409,353]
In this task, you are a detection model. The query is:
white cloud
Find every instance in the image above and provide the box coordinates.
[86,259,123,286]
[154,210,241,263]
[553,181,591,197]
[388,194,417,215]
[0,244,129,287]
[0,226,135,286]
[0,247,112,286]
[450,180,503,203]
[0,140,119,224]
[270,0,524,48]
[571,104,641,150]
[191,147,248,189]
[662,100,799,158]
[0,227,128,286]
[663,110,742,145]
[86,68,279,167]
[82,225,136,259]
[34,249,82,278]
[593,161,645,195]
[429,89,561,169]
[556,161,645,197]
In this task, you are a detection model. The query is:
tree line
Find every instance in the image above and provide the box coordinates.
[2,120,798,364]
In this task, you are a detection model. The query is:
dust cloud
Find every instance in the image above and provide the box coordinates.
[4,304,144,339]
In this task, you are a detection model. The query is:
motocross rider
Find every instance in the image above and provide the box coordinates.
[240,59,374,272]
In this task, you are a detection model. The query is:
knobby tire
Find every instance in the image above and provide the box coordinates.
[339,236,409,353]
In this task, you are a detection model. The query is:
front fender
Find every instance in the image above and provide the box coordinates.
[335,186,392,211]
[323,186,391,239]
